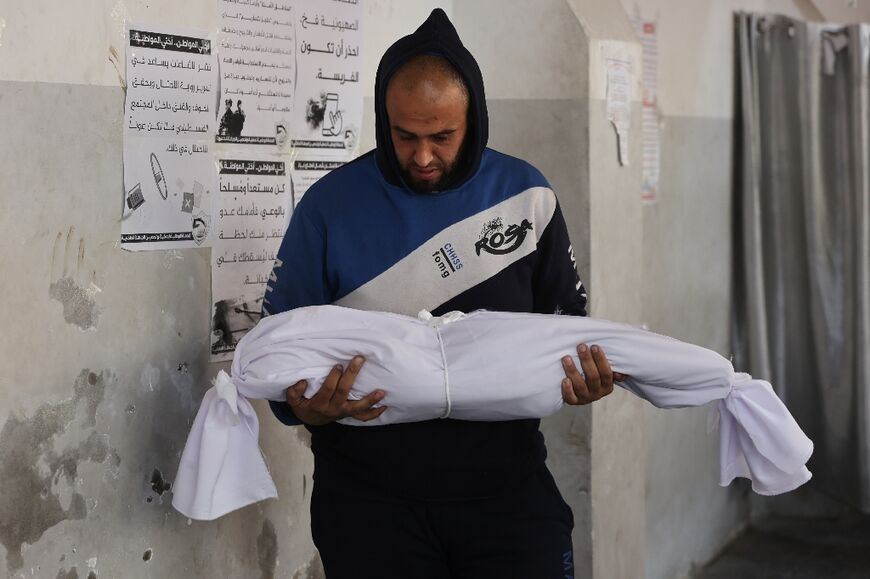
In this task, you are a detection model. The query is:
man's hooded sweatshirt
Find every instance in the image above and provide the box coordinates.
[264,9,588,500]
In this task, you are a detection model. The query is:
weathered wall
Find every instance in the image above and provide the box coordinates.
[0,1,451,577]
[586,38,647,579]
[0,78,298,579]
[6,0,867,577]
[0,0,643,576]
[0,0,643,575]
[620,1,870,578]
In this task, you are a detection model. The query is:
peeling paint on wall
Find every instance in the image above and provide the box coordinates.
[161,249,185,270]
[257,519,278,579]
[140,364,161,394]
[49,228,100,331]
[85,556,98,578]
[150,468,171,496]
[109,1,130,45]
[0,370,118,572]
[55,567,79,579]
[296,428,312,449]
[292,554,325,579]
[49,278,101,330]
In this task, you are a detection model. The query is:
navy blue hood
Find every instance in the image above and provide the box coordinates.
[374,9,489,190]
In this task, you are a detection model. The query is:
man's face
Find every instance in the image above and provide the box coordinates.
[386,80,468,193]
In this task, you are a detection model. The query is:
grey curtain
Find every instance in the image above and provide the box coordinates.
[734,13,870,511]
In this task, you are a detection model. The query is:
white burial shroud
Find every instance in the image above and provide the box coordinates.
[171,306,813,520]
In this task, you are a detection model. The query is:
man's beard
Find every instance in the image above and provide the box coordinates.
[399,139,467,194]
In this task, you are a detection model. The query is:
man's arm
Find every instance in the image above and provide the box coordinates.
[264,203,384,425]
[262,207,332,318]
[532,202,587,317]
[532,199,624,404]
[284,357,386,425]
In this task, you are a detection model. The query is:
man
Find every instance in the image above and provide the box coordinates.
[191,216,208,246]
[264,9,620,578]
[275,123,289,148]
[219,98,233,136]
[231,99,245,137]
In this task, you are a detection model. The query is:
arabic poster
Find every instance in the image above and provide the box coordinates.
[292,0,362,156]
[605,58,632,166]
[211,156,291,360]
[290,157,344,208]
[217,0,295,146]
[122,25,217,250]
[631,18,660,203]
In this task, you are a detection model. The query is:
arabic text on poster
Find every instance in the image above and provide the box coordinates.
[290,157,345,208]
[217,0,296,146]
[122,25,217,251]
[211,156,291,360]
[292,0,362,156]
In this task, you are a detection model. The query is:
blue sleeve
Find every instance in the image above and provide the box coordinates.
[268,399,302,425]
[262,201,334,426]
[263,203,333,317]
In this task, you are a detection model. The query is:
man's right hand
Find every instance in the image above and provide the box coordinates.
[285,356,386,426]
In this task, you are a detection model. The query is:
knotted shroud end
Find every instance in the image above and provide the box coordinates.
[213,369,241,426]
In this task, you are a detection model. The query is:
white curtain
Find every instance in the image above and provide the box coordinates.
[734,13,870,511]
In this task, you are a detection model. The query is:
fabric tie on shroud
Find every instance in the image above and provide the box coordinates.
[171,306,813,520]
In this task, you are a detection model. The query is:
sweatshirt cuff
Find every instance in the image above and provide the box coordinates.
[268,399,303,426]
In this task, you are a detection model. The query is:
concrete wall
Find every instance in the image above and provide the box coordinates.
[5,0,868,578]
[585,35,647,579]
[0,1,452,577]
[620,1,870,578]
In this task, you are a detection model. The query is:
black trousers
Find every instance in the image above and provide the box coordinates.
[311,466,575,579]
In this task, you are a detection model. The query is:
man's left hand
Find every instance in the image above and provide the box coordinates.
[561,344,627,405]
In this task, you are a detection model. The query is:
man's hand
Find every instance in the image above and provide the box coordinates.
[561,344,627,405]
[285,356,386,426]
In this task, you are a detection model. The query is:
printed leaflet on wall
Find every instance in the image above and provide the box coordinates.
[122,25,218,251]
[208,0,361,360]
[605,58,632,166]
[211,156,291,361]
[292,0,362,157]
[216,0,296,147]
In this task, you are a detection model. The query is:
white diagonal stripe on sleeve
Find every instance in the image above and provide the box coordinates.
[335,187,557,315]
